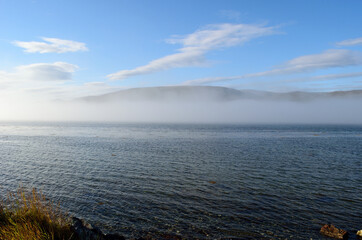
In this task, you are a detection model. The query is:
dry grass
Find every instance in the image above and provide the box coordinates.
[0,188,77,240]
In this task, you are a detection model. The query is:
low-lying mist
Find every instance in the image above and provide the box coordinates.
[1,97,361,124]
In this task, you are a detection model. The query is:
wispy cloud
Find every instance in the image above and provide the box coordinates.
[182,76,242,85]
[108,50,206,80]
[247,49,362,77]
[183,49,362,85]
[13,37,88,53]
[23,82,122,100]
[225,71,362,92]
[336,37,362,46]
[313,71,362,80]
[107,23,278,80]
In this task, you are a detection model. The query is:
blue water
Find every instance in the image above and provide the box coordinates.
[0,122,361,239]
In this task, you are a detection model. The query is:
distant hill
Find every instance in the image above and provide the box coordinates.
[79,86,362,102]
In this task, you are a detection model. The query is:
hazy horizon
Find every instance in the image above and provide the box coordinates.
[1,87,361,124]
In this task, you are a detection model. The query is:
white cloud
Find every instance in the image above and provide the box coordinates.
[0,62,78,99]
[336,37,362,46]
[183,49,362,85]
[13,37,88,53]
[107,23,278,80]
[0,63,120,101]
[13,62,78,81]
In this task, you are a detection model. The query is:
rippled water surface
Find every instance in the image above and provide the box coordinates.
[0,122,361,239]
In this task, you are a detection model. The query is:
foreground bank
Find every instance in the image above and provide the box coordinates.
[1,188,361,240]
[0,188,184,240]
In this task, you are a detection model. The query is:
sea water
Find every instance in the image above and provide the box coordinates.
[0,122,361,239]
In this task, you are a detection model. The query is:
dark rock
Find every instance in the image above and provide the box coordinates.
[71,217,101,240]
[130,232,183,240]
[320,224,349,239]
[71,217,125,240]
[104,233,126,240]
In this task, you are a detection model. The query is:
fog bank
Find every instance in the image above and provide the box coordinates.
[1,98,361,124]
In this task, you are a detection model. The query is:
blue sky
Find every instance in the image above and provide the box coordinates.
[1,0,362,100]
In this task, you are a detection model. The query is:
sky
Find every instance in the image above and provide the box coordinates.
[0,0,362,122]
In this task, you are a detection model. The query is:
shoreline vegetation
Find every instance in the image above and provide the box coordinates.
[0,188,75,240]
[0,188,181,240]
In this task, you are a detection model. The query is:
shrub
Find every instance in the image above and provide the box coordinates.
[0,188,77,240]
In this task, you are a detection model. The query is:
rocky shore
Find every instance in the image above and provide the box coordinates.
[72,217,362,240]
[71,217,183,240]
[72,218,362,240]
[71,217,125,240]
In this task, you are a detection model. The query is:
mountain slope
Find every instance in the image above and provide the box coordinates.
[79,86,362,102]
